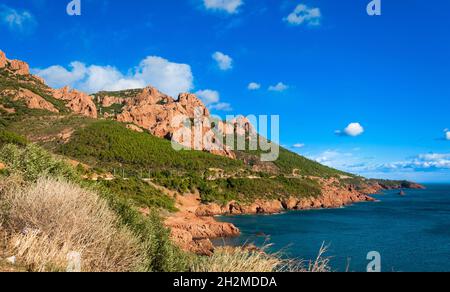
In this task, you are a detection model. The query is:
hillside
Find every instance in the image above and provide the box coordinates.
[0,49,423,257]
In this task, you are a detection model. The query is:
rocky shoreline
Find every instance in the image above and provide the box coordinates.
[165,178,425,255]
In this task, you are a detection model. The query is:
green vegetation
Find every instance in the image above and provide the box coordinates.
[0,144,78,182]
[100,178,177,212]
[0,129,27,146]
[60,120,244,173]
[0,68,68,113]
[0,142,191,272]
[274,148,352,177]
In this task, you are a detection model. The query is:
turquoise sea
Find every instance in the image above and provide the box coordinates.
[215,185,450,272]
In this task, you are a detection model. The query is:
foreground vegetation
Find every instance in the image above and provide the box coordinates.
[0,142,332,272]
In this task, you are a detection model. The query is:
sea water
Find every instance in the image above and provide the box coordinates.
[214,185,450,272]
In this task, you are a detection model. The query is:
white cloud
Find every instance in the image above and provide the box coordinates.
[248,82,261,90]
[268,82,288,92]
[292,143,305,149]
[284,4,321,26]
[336,123,365,137]
[195,89,232,111]
[33,56,194,97]
[195,89,220,105]
[203,0,243,14]
[134,56,194,97]
[381,153,450,171]
[33,62,87,89]
[210,102,232,111]
[212,51,233,71]
[444,129,450,140]
[0,4,36,32]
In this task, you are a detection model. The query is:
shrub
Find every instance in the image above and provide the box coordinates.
[0,129,27,146]
[0,144,78,182]
[98,187,192,272]
[100,178,177,212]
[0,177,145,272]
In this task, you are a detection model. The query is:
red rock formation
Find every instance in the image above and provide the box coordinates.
[9,60,30,76]
[0,51,6,68]
[0,50,29,75]
[125,124,144,133]
[164,192,240,255]
[2,88,59,113]
[195,177,378,218]
[117,86,235,158]
[98,95,126,108]
[52,86,98,118]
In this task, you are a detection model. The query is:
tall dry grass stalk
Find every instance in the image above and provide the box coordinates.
[192,246,281,272]
[1,177,145,272]
[192,244,332,273]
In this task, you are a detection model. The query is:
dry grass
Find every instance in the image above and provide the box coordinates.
[192,244,331,273]
[192,246,281,272]
[0,177,145,272]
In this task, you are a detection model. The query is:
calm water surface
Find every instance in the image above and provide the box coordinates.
[215,185,450,272]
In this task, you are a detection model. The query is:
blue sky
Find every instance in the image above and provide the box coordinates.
[1,0,450,182]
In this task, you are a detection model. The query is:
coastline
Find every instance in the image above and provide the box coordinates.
[165,178,425,255]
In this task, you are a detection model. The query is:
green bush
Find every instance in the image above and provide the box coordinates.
[0,143,78,182]
[97,186,192,272]
[100,178,177,212]
[0,129,27,146]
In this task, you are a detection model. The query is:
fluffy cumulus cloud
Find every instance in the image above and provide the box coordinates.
[195,89,220,105]
[284,4,321,26]
[247,82,261,90]
[212,51,233,71]
[268,82,288,92]
[195,89,232,111]
[336,123,365,137]
[203,0,243,14]
[0,4,36,32]
[33,56,194,97]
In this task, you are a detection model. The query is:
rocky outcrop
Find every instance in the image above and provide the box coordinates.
[117,86,235,158]
[126,124,144,133]
[9,60,29,76]
[0,51,6,68]
[163,192,240,255]
[52,86,98,118]
[196,178,378,217]
[0,104,15,114]
[0,51,30,76]
[97,95,126,108]
[2,88,59,113]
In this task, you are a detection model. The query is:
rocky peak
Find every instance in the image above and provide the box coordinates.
[9,60,30,76]
[52,86,98,119]
[177,93,210,118]
[127,86,172,107]
[0,50,30,75]
[0,50,6,68]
